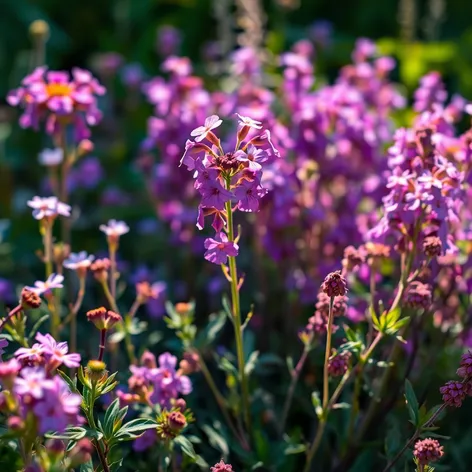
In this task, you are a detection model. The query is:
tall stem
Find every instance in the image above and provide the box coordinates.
[109,247,117,301]
[224,197,251,435]
[98,329,106,362]
[280,345,310,433]
[198,352,248,449]
[304,297,334,472]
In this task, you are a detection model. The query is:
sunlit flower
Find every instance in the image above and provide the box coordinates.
[25,273,64,295]
[38,148,64,166]
[27,196,71,220]
[190,115,222,142]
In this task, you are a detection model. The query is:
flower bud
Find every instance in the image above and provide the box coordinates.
[7,416,24,432]
[140,350,157,369]
[90,258,111,283]
[172,398,187,412]
[423,236,442,258]
[69,438,93,467]
[321,271,347,298]
[86,307,122,330]
[53,242,71,267]
[45,438,65,458]
[78,139,94,157]
[86,359,107,382]
[168,411,187,432]
[21,288,41,309]
[29,20,50,42]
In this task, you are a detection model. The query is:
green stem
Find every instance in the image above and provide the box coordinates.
[101,281,136,365]
[198,352,248,449]
[280,345,310,434]
[304,297,334,472]
[86,387,110,472]
[224,197,251,435]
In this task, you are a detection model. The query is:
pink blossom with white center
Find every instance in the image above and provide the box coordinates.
[25,273,64,295]
[38,148,64,166]
[190,115,222,142]
[27,196,71,220]
[99,219,130,238]
[35,333,81,369]
[236,113,263,130]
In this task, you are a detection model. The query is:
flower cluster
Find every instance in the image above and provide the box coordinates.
[180,113,279,264]
[118,352,192,409]
[439,351,472,407]
[0,335,82,436]
[7,67,105,141]
[413,438,444,465]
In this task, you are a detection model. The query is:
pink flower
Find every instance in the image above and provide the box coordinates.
[190,115,222,142]
[15,344,45,364]
[204,232,239,265]
[35,333,81,369]
[14,367,54,399]
[99,219,130,238]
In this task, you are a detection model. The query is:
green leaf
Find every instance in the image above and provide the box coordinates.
[284,444,306,455]
[221,295,233,322]
[174,435,197,460]
[404,379,419,426]
[195,311,226,348]
[201,424,229,456]
[311,391,323,419]
[45,426,87,441]
[244,351,260,376]
[103,398,121,439]
[116,418,158,436]
[57,369,79,393]
[80,460,94,472]
[370,306,380,331]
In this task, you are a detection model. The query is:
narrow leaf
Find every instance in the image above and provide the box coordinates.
[404,379,419,426]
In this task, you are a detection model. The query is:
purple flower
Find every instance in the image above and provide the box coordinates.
[26,273,64,295]
[99,219,130,238]
[199,179,233,210]
[38,148,64,166]
[234,177,267,212]
[133,429,157,452]
[7,67,105,141]
[63,251,95,271]
[15,344,45,364]
[190,115,222,142]
[148,352,192,408]
[27,196,71,220]
[204,232,239,265]
[35,332,81,369]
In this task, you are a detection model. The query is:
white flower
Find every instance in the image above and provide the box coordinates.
[99,219,130,237]
[26,273,64,295]
[27,196,71,220]
[63,251,95,270]
[236,113,262,129]
[38,148,64,166]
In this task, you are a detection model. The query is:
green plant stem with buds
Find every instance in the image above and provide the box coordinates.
[224,184,251,437]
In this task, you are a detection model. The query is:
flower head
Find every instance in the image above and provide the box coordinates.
[321,271,348,298]
[38,148,64,166]
[35,332,81,369]
[63,251,95,272]
[457,351,472,379]
[204,232,239,265]
[413,438,444,465]
[7,67,105,141]
[27,196,71,221]
[211,461,233,472]
[26,273,64,296]
[86,307,122,331]
[190,115,222,142]
[440,380,467,407]
[405,282,432,310]
[99,219,129,247]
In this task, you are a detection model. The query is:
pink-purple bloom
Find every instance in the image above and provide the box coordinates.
[7,67,105,141]
[35,333,81,369]
[0,338,8,360]
[99,219,130,238]
[63,251,95,271]
[204,232,239,265]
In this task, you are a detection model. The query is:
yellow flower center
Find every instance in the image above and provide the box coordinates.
[46,83,73,97]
